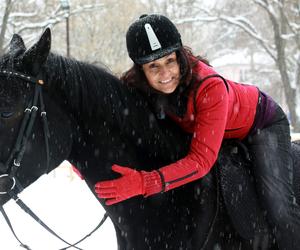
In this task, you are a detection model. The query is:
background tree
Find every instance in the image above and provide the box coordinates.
[182,0,300,130]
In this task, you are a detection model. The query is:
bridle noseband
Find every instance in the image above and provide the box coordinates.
[0,70,107,250]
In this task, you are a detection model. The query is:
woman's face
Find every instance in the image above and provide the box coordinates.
[142,52,180,94]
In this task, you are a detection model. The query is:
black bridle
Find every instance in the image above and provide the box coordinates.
[0,70,108,250]
[0,70,50,184]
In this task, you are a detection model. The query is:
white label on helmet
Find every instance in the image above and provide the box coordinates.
[144,23,161,51]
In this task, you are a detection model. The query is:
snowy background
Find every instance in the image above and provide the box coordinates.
[0,161,117,250]
[0,1,299,249]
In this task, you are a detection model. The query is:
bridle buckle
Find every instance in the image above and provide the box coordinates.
[13,159,20,167]
[0,174,16,195]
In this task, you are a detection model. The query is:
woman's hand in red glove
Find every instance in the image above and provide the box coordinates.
[95,164,145,205]
[95,164,163,205]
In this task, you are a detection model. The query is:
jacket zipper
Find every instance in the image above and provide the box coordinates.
[166,170,198,186]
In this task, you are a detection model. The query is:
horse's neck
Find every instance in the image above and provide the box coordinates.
[44,54,102,121]
[43,54,124,156]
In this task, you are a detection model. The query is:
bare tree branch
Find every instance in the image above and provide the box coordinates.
[219,14,277,60]
[16,3,107,34]
[174,12,277,61]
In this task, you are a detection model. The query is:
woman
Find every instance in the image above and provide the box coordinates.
[95,14,300,248]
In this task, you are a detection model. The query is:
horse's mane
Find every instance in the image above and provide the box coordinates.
[43,53,123,123]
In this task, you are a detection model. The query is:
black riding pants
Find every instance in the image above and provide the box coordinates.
[245,105,300,250]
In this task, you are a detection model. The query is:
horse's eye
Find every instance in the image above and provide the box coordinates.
[1,111,14,118]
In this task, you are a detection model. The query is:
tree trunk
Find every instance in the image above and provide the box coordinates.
[269,1,300,131]
[0,0,13,54]
[280,68,300,131]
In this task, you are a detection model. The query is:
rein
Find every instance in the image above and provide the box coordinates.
[0,70,108,249]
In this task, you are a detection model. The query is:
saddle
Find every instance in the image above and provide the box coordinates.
[217,140,270,241]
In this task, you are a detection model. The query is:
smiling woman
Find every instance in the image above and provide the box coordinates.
[96,13,300,249]
[142,52,180,94]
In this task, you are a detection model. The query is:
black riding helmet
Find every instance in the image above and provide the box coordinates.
[126,14,182,65]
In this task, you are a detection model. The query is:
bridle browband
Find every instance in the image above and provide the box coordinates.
[0,70,107,250]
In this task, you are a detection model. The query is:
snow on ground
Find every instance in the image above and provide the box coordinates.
[0,161,117,250]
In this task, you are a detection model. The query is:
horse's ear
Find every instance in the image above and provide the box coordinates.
[9,34,26,55]
[21,28,51,76]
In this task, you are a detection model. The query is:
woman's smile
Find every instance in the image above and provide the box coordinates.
[159,78,173,84]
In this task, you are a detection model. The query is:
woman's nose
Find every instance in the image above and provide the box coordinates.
[159,66,171,78]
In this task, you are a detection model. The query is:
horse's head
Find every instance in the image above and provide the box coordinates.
[0,29,74,205]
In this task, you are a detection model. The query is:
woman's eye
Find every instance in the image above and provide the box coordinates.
[149,64,158,69]
[149,65,159,73]
[167,59,177,64]
[1,111,14,118]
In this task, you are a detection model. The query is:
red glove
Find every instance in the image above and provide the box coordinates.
[95,164,162,205]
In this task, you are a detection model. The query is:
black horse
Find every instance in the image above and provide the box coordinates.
[0,29,300,249]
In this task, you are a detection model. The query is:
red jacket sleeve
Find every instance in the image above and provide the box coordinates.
[155,78,229,193]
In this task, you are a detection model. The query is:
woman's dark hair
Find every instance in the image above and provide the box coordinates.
[121,46,209,95]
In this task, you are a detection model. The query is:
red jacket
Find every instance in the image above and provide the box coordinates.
[154,61,259,193]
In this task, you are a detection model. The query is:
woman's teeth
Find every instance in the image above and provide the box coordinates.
[160,79,172,84]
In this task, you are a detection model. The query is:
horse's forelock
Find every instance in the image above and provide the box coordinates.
[0,53,11,70]
[0,51,23,74]
[0,53,28,90]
